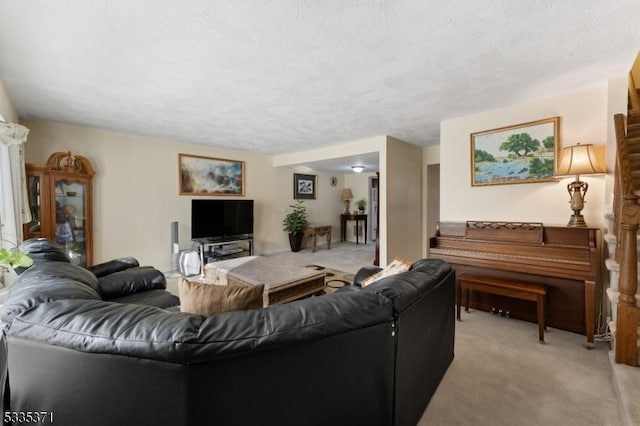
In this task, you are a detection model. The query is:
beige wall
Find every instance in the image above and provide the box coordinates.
[22,119,343,271]
[0,80,17,123]
[440,85,612,228]
[385,137,423,262]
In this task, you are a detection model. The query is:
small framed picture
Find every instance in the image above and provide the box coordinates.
[293,173,317,200]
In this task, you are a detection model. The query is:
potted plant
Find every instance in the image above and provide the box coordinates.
[282,201,309,252]
[356,198,367,213]
[0,223,33,287]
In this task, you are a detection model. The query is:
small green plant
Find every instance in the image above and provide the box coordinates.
[0,223,33,269]
[0,248,33,269]
[356,198,367,211]
[282,201,309,235]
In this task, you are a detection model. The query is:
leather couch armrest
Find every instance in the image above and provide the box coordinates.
[362,258,455,312]
[353,265,383,287]
[97,266,166,300]
[88,257,140,278]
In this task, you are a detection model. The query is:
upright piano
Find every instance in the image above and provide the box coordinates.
[428,221,601,344]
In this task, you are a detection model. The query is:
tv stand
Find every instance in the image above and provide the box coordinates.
[194,237,225,244]
[195,235,254,273]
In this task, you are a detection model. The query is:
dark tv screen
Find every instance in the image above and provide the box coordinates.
[191,199,254,239]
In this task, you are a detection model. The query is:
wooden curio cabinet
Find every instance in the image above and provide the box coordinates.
[23,152,95,267]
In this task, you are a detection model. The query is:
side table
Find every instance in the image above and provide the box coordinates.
[340,214,367,244]
[303,225,332,252]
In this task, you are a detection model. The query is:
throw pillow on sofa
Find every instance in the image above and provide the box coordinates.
[360,258,411,287]
[178,277,264,316]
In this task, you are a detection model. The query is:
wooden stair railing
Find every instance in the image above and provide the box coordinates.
[613,112,640,366]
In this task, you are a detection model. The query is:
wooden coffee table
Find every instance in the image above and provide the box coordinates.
[205,256,326,307]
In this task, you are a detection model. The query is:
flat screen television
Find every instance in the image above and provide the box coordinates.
[191,199,254,240]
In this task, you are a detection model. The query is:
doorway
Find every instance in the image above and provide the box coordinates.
[426,164,440,239]
[368,175,378,243]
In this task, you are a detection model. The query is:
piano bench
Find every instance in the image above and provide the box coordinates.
[456,274,547,343]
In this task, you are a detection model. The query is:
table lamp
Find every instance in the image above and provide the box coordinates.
[556,143,604,227]
[340,188,353,214]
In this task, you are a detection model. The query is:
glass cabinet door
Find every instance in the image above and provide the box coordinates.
[54,178,88,267]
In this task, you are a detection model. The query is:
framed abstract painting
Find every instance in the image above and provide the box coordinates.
[293,173,316,199]
[179,154,245,195]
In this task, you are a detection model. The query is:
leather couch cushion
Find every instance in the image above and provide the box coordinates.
[1,262,101,324]
[179,277,263,316]
[97,266,166,299]
[88,257,139,278]
[14,238,71,274]
[18,238,71,262]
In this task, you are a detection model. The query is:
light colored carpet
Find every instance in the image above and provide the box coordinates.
[421,310,621,426]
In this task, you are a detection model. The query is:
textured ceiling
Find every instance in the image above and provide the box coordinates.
[0,1,639,155]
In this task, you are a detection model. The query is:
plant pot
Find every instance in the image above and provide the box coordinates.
[3,268,17,287]
[288,233,304,252]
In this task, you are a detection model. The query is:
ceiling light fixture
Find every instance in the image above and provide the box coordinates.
[351,166,365,173]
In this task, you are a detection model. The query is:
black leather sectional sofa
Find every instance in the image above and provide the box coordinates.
[1,239,455,426]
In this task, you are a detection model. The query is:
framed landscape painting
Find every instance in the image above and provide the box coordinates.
[293,173,317,199]
[179,154,245,195]
[470,117,560,186]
